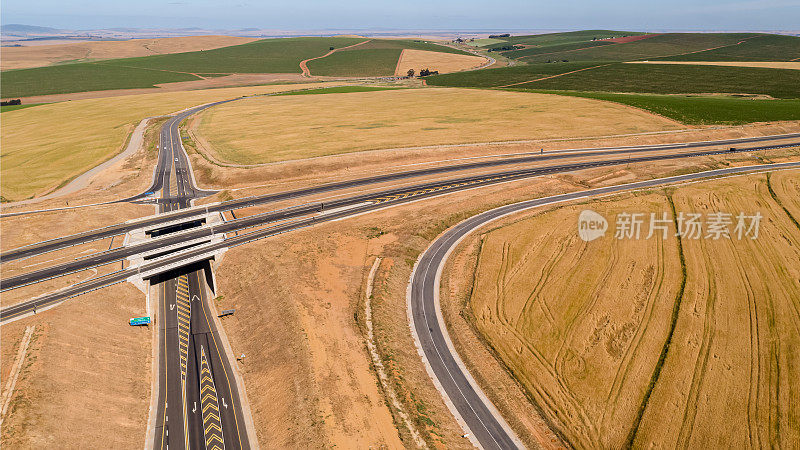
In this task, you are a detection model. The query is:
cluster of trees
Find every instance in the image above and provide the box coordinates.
[487,43,524,52]
[405,68,440,78]
[489,33,511,38]
[590,35,629,41]
[1,99,21,106]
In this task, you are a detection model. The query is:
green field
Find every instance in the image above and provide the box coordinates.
[0,103,41,113]
[424,61,602,87]
[466,38,507,47]
[485,30,642,49]
[523,90,800,125]
[658,34,800,61]
[307,39,472,77]
[0,37,364,97]
[425,58,800,124]
[307,48,403,76]
[481,31,800,63]
[344,39,472,55]
[1,36,472,97]
[427,62,800,98]
[522,63,800,98]
[0,63,200,98]
[101,37,365,73]
[515,33,761,63]
[500,40,615,59]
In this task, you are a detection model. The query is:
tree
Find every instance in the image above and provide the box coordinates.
[407,69,415,77]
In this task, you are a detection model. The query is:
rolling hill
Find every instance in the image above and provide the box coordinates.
[0,37,471,98]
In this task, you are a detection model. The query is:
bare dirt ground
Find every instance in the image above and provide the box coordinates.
[628,60,800,70]
[444,169,800,448]
[0,35,257,70]
[394,49,488,76]
[0,282,151,448]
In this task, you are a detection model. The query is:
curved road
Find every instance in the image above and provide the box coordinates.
[407,161,800,450]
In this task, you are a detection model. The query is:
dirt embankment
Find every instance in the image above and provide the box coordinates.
[0,283,152,448]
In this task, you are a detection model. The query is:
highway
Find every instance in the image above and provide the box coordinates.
[148,109,249,450]
[2,140,800,317]
[2,140,798,295]
[3,131,799,263]
[152,265,249,449]
[407,161,800,450]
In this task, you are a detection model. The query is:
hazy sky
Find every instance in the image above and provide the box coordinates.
[3,0,800,31]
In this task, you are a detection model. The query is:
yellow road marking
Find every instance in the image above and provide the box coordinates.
[199,345,225,449]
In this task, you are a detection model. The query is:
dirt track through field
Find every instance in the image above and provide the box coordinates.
[497,64,612,88]
[650,36,759,61]
[299,40,371,77]
[519,35,758,62]
[518,35,662,60]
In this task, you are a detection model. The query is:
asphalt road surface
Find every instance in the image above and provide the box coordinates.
[148,111,248,449]
[152,266,249,449]
[407,160,800,449]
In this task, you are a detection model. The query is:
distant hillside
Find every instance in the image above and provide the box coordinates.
[0,36,471,97]
[1,24,61,35]
[481,31,800,62]
[428,30,800,125]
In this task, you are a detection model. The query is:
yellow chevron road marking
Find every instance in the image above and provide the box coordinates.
[199,346,225,449]
[370,174,521,205]
[172,274,193,450]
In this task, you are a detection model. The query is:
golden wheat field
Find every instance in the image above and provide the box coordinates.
[466,170,800,448]
[393,49,487,75]
[0,82,331,201]
[194,87,682,165]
